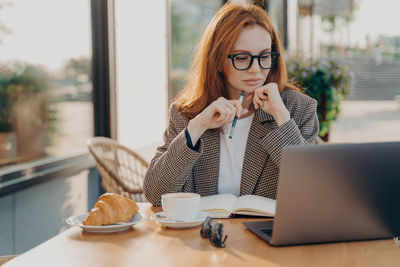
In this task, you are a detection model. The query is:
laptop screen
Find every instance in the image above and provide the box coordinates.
[269,142,400,246]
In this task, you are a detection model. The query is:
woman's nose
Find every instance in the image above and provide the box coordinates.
[248,58,261,72]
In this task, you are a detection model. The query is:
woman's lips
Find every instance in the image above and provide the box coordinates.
[243,79,263,85]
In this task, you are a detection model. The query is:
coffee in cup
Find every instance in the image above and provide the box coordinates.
[161,193,200,221]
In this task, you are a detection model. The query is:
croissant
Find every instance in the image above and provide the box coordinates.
[82,193,139,226]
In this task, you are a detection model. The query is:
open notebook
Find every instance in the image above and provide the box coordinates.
[200,194,276,218]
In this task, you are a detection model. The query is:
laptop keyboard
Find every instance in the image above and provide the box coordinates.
[259,227,273,237]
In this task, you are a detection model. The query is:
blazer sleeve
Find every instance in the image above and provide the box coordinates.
[143,105,203,205]
[260,97,319,167]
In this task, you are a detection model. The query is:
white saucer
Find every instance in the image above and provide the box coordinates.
[150,211,208,229]
[66,212,145,233]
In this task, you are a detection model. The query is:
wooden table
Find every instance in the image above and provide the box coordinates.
[5,203,400,267]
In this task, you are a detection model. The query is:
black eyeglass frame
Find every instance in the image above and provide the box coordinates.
[227,51,280,71]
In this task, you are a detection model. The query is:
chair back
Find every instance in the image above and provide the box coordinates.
[0,255,17,266]
[87,137,149,202]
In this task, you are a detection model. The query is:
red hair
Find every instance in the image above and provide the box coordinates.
[175,3,299,119]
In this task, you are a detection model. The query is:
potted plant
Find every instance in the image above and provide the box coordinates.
[0,62,56,165]
[0,70,17,160]
[287,57,350,142]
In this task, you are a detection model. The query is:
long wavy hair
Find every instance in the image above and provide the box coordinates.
[175,3,299,119]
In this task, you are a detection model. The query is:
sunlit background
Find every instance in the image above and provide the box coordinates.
[0,0,399,255]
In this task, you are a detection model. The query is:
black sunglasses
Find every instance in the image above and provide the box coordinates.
[200,216,227,248]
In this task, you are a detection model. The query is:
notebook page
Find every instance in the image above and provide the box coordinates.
[233,195,276,216]
[200,194,237,218]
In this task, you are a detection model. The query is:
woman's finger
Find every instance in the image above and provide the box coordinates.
[253,92,261,109]
[261,87,270,100]
[257,97,264,107]
[236,104,243,117]
[227,99,240,106]
[217,102,233,125]
[253,94,264,110]
[226,103,236,123]
[215,112,226,125]
[255,88,266,100]
[260,93,267,100]
[253,97,259,109]
[221,103,232,123]
[256,102,262,109]
[213,104,227,122]
[228,100,243,117]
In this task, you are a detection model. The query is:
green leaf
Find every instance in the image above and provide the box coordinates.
[287,57,351,139]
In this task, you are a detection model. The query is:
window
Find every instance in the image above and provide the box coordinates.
[316,0,400,143]
[169,0,223,101]
[0,0,93,168]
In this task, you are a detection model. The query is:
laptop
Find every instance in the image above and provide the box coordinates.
[243,142,400,246]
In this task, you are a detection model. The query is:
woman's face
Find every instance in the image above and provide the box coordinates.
[223,24,272,99]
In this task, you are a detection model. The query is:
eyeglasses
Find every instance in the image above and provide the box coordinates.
[200,216,227,248]
[227,51,280,71]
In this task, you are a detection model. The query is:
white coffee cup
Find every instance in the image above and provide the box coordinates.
[161,193,200,221]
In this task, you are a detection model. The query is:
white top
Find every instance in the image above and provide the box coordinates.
[218,114,254,197]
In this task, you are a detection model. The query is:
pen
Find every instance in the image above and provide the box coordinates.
[228,90,245,139]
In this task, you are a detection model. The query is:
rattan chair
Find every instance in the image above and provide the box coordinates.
[87,137,149,202]
[0,255,17,266]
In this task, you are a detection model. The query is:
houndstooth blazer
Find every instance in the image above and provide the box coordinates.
[144,88,320,205]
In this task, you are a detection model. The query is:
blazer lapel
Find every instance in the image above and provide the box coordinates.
[193,128,220,196]
[240,109,276,195]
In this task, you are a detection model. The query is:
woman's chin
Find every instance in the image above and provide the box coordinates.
[242,85,261,92]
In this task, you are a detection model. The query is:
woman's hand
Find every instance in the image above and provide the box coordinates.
[187,97,248,144]
[251,82,290,126]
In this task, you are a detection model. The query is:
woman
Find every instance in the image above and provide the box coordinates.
[144,4,319,205]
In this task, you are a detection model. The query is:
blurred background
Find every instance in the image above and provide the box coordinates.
[0,0,399,255]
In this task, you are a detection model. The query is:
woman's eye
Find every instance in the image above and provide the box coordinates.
[236,56,249,61]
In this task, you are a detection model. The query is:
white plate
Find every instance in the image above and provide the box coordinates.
[66,212,145,233]
[150,211,208,229]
